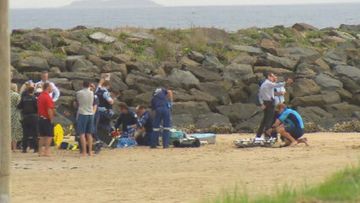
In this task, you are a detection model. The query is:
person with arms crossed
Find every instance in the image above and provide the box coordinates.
[37,82,55,157]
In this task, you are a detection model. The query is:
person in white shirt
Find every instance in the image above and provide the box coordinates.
[35,71,60,102]
[256,72,293,140]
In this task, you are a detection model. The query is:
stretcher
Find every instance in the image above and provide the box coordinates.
[234,138,279,148]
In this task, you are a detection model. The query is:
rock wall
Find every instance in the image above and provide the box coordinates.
[10,24,360,132]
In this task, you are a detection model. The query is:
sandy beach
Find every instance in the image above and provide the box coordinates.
[11,133,360,203]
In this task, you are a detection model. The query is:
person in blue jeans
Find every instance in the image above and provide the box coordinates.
[151,87,173,149]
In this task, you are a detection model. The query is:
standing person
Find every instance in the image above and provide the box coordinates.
[35,71,60,102]
[76,81,95,156]
[135,105,153,146]
[10,83,22,152]
[18,86,38,153]
[37,83,55,157]
[255,72,293,141]
[151,87,173,149]
[90,83,102,154]
[19,80,35,96]
[95,80,114,143]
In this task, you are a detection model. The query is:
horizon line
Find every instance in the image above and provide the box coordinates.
[10,1,360,9]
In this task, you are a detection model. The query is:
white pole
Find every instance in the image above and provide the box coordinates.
[0,0,11,202]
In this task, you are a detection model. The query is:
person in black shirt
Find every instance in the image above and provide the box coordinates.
[114,103,138,138]
[17,86,38,153]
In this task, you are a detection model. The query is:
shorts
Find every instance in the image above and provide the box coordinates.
[38,117,54,137]
[77,114,94,135]
[285,126,304,140]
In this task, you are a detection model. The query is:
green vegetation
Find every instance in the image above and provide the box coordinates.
[207,165,360,203]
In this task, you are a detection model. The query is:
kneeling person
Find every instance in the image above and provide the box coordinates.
[272,104,307,147]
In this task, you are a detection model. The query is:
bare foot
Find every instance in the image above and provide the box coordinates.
[289,141,298,147]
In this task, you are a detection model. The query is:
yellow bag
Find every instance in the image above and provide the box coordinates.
[53,124,64,147]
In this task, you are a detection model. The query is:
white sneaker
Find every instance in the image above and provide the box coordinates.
[253,137,265,144]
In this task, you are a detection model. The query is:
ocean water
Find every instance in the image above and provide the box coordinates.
[10,3,360,31]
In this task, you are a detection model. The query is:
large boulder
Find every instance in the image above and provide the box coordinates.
[189,88,218,105]
[197,82,232,105]
[187,66,222,82]
[277,47,321,63]
[110,72,128,92]
[297,106,334,129]
[292,23,318,32]
[188,51,205,63]
[231,53,257,65]
[227,45,262,54]
[292,78,321,97]
[66,57,99,73]
[17,56,50,72]
[89,32,116,44]
[223,63,255,83]
[292,92,341,107]
[265,53,298,70]
[172,114,195,128]
[235,113,263,133]
[315,73,343,90]
[180,56,201,68]
[216,103,259,124]
[172,102,211,118]
[23,32,53,49]
[168,69,200,86]
[53,72,99,81]
[195,113,232,132]
[229,86,249,103]
[202,54,224,73]
[333,65,360,84]
[325,102,360,119]
[253,66,292,75]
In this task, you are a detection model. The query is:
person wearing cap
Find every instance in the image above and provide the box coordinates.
[37,82,55,156]
[255,72,293,142]
[270,104,308,147]
[135,105,153,146]
[35,71,60,102]
[151,87,173,149]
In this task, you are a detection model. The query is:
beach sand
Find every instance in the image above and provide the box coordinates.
[11,133,360,203]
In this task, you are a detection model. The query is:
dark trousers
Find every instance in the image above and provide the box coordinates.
[22,114,39,152]
[256,101,275,138]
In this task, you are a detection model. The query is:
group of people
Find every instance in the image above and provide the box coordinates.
[255,72,308,147]
[10,69,307,157]
[12,71,58,156]
[11,71,175,157]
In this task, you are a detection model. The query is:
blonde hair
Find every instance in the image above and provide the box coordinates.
[10,83,18,93]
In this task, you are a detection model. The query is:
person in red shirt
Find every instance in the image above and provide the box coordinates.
[37,82,55,157]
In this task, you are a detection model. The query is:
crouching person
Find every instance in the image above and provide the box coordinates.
[114,103,138,148]
[135,105,153,146]
[270,104,308,147]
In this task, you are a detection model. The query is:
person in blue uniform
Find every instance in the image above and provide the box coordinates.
[151,87,173,149]
[114,103,138,138]
[135,105,153,146]
[270,104,308,147]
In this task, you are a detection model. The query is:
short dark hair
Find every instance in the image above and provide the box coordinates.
[27,86,35,94]
[41,70,48,74]
[136,105,146,111]
[83,81,90,88]
[264,71,274,78]
[118,102,129,110]
[43,82,50,91]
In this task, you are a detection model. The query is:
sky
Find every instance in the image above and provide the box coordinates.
[10,0,360,9]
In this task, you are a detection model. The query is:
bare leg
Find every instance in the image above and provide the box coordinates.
[276,127,297,147]
[297,138,309,146]
[38,137,45,156]
[86,134,93,156]
[11,141,17,152]
[79,134,87,156]
[44,137,52,157]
